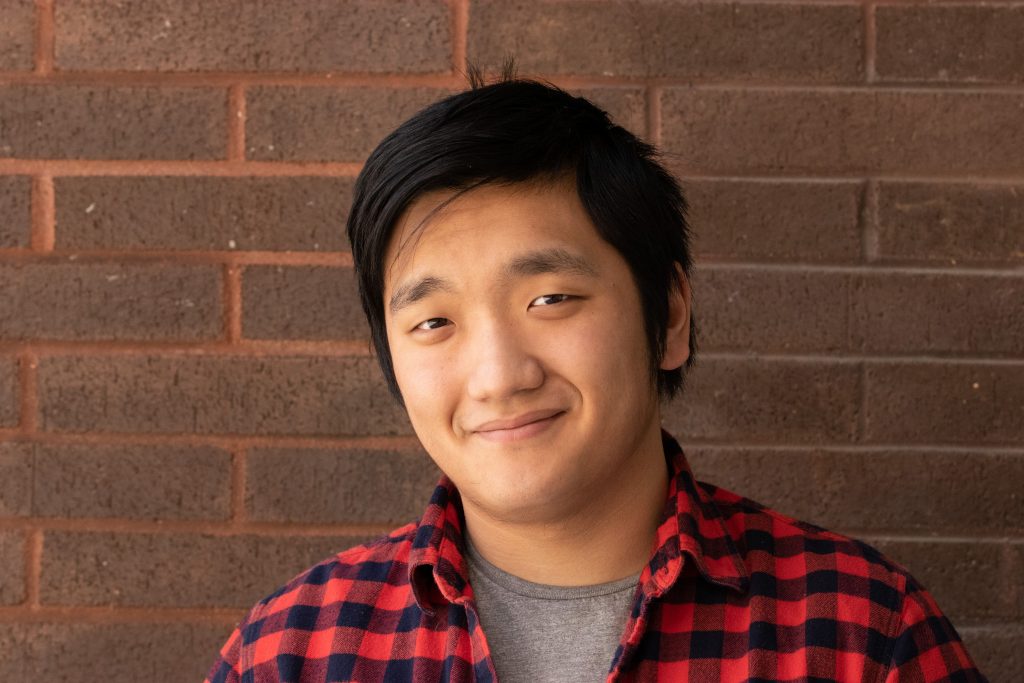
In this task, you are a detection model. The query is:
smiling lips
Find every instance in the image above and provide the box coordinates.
[471,409,566,443]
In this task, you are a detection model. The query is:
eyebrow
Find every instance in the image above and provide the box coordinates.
[388,248,599,315]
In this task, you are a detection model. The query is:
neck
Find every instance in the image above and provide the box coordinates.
[461,423,669,586]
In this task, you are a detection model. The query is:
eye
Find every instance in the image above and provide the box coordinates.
[529,294,572,307]
[414,317,450,331]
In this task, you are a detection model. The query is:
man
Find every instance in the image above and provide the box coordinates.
[205,74,984,682]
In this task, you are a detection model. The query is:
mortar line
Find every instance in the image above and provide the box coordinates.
[224,264,243,343]
[26,529,42,607]
[227,84,247,161]
[451,0,469,76]
[18,352,38,435]
[32,0,54,75]
[864,1,877,83]
[646,85,662,147]
[29,175,55,252]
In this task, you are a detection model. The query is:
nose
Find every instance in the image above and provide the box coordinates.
[465,317,545,402]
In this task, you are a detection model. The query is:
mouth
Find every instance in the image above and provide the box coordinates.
[471,409,566,443]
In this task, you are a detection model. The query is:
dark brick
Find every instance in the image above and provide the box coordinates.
[663,357,860,443]
[687,180,862,263]
[470,1,862,82]
[242,265,368,341]
[868,539,1022,623]
[246,86,449,161]
[0,622,234,682]
[0,358,17,428]
[247,447,440,524]
[0,85,226,160]
[688,447,1024,534]
[695,268,851,353]
[875,182,1024,265]
[0,442,32,516]
[662,88,1024,175]
[40,531,367,608]
[56,176,352,252]
[864,362,1024,445]
[0,1,34,71]
[0,176,31,248]
[877,4,1024,84]
[0,530,24,605]
[572,87,646,138]
[37,355,411,436]
[852,273,1024,354]
[31,443,231,520]
[56,0,450,73]
[959,626,1024,681]
[0,262,222,341]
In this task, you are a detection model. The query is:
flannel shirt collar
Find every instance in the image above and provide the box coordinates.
[408,429,749,614]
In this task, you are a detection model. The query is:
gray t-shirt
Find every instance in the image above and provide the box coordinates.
[466,540,640,683]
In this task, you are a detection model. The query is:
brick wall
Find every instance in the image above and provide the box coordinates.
[0,1,1021,679]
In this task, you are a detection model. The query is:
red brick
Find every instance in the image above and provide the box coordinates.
[875,182,1024,265]
[0,531,25,605]
[31,443,231,520]
[0,85,226,160]
[852,273,1024,355]
[0,262,222,341]
[55,176,352,252]
[572,87,646,138]
[56,0,450,73]
[37,355,411,436]
[0,622,234,681]
[246,447,440,524]
[688,447,1024,534]
[864,362,1024,445]
[663,358,860,443]
[958,626,1024,681]
[687,180,862,263]
[246,86,450,162]
[0,1,34,71]
[0,176,30,248]
[0,442,32,516]
[0,358,17,428]
[867,539,1022,623]
[470,1,862,83]
[40,530,367,608]
[695,268,851,353]
[662,88,1024,175]
[876,4,1024,84]
[242,266,368,341]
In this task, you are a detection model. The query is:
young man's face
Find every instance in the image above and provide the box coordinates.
[383,181,689,524]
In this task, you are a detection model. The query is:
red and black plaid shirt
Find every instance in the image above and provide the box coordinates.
[205,431,984,682]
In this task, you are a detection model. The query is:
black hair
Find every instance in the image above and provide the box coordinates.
[347,71,696,404]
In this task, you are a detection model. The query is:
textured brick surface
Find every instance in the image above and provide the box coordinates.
[0,531,25,605]
[0,358,17,428]
[0,263,221,341]
[0,175,31,248]
[247,86,449,161]
[686,180,862,263]
[864,363,1024,445]
[868,540,1023,624]
[56,0,450,73]
[959,626,1024,681]
[695,268,851,353]
[688,448,1024,534]
[572,87,646,137]
[242,266,368,340]
[31,444,231,520]
[664,358,860,443]
[247,447,439,524]
[876,5,1024,84]
[38,356,410,436]
[662,89,1024,175]
[56,176,352,252]
[40,531,365,608]
[0,85,226,160]
[0,0,34,70]
[470,1,862,82]
[875,182,1024,265]
[0,442,32,516]
[0,622,233,682]
[852,273,1024,354]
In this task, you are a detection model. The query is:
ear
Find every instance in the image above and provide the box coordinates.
[659,264,691,371]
